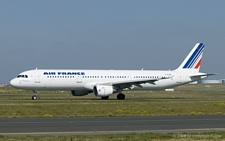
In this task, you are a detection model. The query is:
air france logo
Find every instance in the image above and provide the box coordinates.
[44,72,85,75]
[183,43,204,69]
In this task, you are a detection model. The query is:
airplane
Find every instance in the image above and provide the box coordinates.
[10,43,216,100]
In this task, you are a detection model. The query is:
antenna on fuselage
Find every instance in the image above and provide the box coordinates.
[35,67,38,70]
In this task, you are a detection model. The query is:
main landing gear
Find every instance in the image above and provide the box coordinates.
[101,93,125,100]
[117,93,125,100]
[32,90,37,100]
[101,96,109,100]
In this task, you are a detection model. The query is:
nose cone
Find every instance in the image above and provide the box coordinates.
[10,78,18,87]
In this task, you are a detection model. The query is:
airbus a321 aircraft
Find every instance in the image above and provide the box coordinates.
[10,43,216,100]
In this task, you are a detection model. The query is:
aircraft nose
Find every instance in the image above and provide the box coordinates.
[10,78,18,87]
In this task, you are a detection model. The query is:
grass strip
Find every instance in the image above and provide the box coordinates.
[0,132,225,141]
[0,100,225,118]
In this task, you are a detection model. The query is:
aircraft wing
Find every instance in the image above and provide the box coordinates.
[97,77,169,90]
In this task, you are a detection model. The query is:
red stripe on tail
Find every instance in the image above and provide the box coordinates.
[194,58,202,69]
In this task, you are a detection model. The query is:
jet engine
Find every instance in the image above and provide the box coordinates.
[71,90,91,96]
[93,85,113,96]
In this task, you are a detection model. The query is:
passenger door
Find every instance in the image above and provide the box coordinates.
[77,76,82,83]
[34,72,41,83]
[176,73,182,83]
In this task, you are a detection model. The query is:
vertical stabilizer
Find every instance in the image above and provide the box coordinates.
[176,43,204,72]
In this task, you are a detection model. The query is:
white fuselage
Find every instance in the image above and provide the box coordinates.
[10,69,196,91]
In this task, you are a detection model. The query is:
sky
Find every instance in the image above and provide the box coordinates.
[0,0,225,83]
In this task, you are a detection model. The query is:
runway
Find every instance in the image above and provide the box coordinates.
[0,115,225,136]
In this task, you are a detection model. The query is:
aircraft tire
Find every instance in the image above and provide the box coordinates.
[32,95,37,100]
[117,94,125,100]
[101,96,109,100]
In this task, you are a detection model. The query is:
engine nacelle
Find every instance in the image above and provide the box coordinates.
[93,85,113,96]
[71,90,91,96]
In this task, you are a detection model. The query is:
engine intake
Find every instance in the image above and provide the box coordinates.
[93,85,113,96]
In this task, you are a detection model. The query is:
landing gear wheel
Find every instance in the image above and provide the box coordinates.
[32,95,37,100]
[32,90,37,100]
[117,93,125,100]
[101,96,109,100]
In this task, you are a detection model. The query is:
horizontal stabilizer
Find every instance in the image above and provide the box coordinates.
[189,73,217,78]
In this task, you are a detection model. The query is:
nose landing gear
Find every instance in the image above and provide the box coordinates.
[32,90,37,100]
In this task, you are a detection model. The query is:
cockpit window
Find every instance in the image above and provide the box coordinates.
[17,75,28,78]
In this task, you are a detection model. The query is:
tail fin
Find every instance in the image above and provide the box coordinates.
[176,43,204,72]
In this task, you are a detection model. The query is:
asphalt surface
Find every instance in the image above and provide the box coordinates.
[0,115,225,136]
